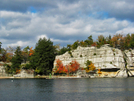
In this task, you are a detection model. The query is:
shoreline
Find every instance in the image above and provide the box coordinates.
[0,75,81,79]
[0,75,132,79]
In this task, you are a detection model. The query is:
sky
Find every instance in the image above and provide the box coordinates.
[0,0,134,49]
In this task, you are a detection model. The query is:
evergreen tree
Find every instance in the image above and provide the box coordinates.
[72,40,79,50]
[11,46,23,74]
[58,46,69,55]
[84,35,93,46]
[130,34,134,49]
[30,37,56,75]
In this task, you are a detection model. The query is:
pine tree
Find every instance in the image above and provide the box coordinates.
[30,37,56,75]
[11,46,23,74]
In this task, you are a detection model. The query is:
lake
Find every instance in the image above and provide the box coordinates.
[0,78,134,101]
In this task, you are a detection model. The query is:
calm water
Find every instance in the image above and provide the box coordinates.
[0,78,134,101]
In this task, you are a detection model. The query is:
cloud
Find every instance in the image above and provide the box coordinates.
[0,0,134,49]
[7,41,29,47]
[37,35,48,40]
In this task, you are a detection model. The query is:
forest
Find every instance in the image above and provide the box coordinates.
[0,33,134,75]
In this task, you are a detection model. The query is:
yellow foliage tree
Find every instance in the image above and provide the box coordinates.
[85,60,96,73]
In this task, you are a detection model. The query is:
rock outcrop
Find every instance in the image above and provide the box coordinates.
[54,44,134,77]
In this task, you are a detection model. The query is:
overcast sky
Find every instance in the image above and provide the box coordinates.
[0,0,134,49]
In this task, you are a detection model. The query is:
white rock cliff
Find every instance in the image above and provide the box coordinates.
[54,44,134,77]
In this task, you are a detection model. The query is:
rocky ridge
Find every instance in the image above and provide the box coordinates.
[54,44,134,77]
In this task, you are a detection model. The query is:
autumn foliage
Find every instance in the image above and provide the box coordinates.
[85,60,96,73]
[16,69,21,74]
[97,69,102,74]
[54,59,80,74]
[65,60,80,74]
[54,59,66,74]
[29,47,34,56]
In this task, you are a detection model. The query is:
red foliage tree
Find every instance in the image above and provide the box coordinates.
[69,60,80,73]
[54,59,66,74]
[65,60,80,75]
[54,59,80,75]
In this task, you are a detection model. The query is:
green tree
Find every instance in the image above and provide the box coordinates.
[58,46,69,55]
[30,38,56,75]
[0,48,7,62]
[97,35,106,48]
[22,46,30,63]
[130,34,134,49]
[84,35,93,46]
[124,34,131,49]
[72,40,79,50]
[11,46,23,74]
[23,46,30,53]
[85,60,95,72]
[67,44,72,51]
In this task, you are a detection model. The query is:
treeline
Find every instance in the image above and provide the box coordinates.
[56,33,134,55]
[0,38,56,75]
[0,33,134,75]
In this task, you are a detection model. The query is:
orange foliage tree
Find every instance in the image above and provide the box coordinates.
[54,59,66,74]
[110,34,124,48]
[29,47,34,56]
[54,59,80,75]
[16,69,21,74]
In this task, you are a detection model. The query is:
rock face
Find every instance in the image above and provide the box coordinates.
[124,50,134,69]
[14,69,34,78]
[54,44,134,77]
[54,44,124,69]
[0,62,10,77]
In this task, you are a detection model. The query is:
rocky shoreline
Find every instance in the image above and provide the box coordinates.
[1,75,133,79]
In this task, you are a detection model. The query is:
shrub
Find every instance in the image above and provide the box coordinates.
[94,53,96,55]
[85,60,96,72]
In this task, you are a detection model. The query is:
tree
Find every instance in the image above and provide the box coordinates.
[72,40,79,50]
[4,46,16,62]
[30,37,56,75]
[54,59,66,74]
[85,60,96,72]
[57,46,69,55]
[97,35,106,48]
[66,60,80,74]
[54,44,60,55]
[11,46,23,74]
[54,59,80,75]
[130,34,134,49]
[29,47,34,56]
[0,48,7,62]
[84,35,93,47]
[106,35,111,44]
[110,34,123,48]
[22,46,30,63]
[67,44,72,51]
[124,34,131,49]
